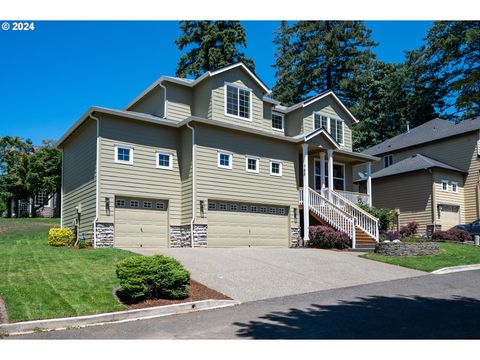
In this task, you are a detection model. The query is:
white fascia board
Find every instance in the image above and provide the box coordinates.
[303,128,340,149]
[210,63,271,93]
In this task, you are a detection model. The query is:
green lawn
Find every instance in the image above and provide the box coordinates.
[363,242,480,272]
[0,218,136,322]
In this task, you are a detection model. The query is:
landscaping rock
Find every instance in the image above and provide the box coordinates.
[375,241,440,256]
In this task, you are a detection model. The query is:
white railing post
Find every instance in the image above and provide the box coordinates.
[320,152,326,190]
[367,162,372,207]
[327,149,334,201]
[302,143,310,242]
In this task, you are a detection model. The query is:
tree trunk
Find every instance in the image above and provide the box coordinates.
[6,198,12,218]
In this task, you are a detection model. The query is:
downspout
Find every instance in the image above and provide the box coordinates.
[60,149,64,228]
[89,114,100,248]
[430,168,437,229]
[159,81,168,118]
[186,122,195,248]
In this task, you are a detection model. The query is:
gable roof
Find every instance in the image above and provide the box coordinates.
[294,127,340,149]
[363,117,480,156]
[125,62,270,110]
[367,154,465,180]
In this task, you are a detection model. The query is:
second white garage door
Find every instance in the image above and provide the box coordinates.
[114,197,168,248]
[207,202,290,247]
[438,204,461,231]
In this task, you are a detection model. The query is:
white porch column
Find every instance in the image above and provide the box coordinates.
[367,161,372,206]
[320,152,326,190]
[302,143,310,242]
[327,149,334,201]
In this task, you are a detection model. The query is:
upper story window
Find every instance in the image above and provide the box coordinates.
[271,112,284,131]
[384,155,393,168]
[245,155,259,173]
[225,83,252,120]
[451,181,458,193]
[313,113,344,145]
[441,179,449,192]
[115,145,133,164]
[35,190,50,207]
[218,151,232,169]
[270,160,283,176]
[157,151,173,170]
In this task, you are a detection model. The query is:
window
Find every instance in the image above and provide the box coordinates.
[384,155,393,168]
[314,159,323,190]
[269,207,276,214]
[208,203,216,210]
[219,203,227,210]
[271,112,284,131]
[143,201,152,209]
[157,152,173,170]
[156,202,165,210]
[230,204,238,211]
[313,113,344,145]
[115,145,133,164]
[240,205,248,212]
[317,159,345,191]
[441,179,449,192]
[278,208,286,215]
[260,207,267,213]
[245,156,259,173]
[251,206,258,213]
[225,83,251,120]
[270,160,283,176]
[218,152,232,169]
[130,200,139,208]
[451,181,458,193]
[116,199,126,207]
[35,190,50,207]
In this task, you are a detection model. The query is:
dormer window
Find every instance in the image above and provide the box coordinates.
[313,112,344,145]
[225,83,251,120]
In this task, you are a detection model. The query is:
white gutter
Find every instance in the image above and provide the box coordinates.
[89,114,100,248]
[186,122,196,248]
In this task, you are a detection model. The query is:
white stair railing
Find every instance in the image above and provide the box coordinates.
[321,188,379,241]
[300,187,356,246]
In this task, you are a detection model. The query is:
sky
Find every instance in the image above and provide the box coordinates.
[0,20,432,145]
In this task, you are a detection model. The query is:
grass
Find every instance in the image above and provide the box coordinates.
[0,218,136,322]
[363,242,480,272]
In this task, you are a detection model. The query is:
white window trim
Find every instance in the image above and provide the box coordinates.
[271,111,285,132]
[130,200,139,208]
[314,158,346,191]
[451,181,459,193]
[116,199,126,208]
[245,155,260,173]
[224,82,253,121]
[312,112,345,146]
[143,201,152,209]
[441,179,449,192]
[114,144,133,165]
[156,202,165,210]
[269,159,283,177]
[156,151,173,170]
[217,151,233,169]
[383,154,393,168]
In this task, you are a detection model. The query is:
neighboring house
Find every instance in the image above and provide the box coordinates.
[9,191,59,218]
[57,62,379,249]
[356,117,480,235]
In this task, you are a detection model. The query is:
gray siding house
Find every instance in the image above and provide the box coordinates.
[58,62,379,248]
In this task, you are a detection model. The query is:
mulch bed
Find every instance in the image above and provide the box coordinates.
[115,280,231,310]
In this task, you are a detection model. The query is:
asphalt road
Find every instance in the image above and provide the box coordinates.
[10,270,480,339]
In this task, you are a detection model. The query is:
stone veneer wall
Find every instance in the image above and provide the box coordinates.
[290,228,300,247]
[375,241,440,256]
[169,224,208,248]
[95,223,114,248]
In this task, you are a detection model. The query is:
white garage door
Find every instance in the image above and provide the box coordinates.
[439,204,460,231]
[114,197,168,247]
[207,202,290,247]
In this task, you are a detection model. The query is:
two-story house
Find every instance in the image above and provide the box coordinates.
[57,62,379,249]
[357,117,480,235]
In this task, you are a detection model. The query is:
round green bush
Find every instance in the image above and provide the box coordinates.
[116,255,190,301]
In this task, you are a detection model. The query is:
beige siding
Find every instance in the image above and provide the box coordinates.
[61,118,97,241]
[179,126,193,224]
[98,114,183,224]
[285,109,304,136]
[433,169,465,224]
[192,77,212,119]
[210,67,272,133]
[129,86,165,117]
[166,82,192,120]
[194,124,300,231]
[373,171,433,234]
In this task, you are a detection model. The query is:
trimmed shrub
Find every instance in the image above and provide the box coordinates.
[432,228,471,242]
[116,255,190,301]
[308,226,350,249]
[78,240,87,249]
[48,227,75,247]
[358,203,394,232]
[399,221,419,237]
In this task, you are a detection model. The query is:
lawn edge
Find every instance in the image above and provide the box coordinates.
[0,299,240,336]
[431,263,480,275]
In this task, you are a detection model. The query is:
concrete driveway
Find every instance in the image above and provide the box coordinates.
[126,247,425,302]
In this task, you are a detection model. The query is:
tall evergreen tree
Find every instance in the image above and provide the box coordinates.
[175,21,255,78]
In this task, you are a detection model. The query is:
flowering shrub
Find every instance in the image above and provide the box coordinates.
[399,221,419,237]
[380,231,401,242]
[308,226,350,249]
[48,228,75,246]
[432,228,471,242]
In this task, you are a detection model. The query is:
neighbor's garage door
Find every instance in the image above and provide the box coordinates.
[438,204,460,231]
[207,202,289,247]
[114,197,168,247]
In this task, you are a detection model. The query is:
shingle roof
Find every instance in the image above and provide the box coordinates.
[363,117,480,156]
[369,154,465,180]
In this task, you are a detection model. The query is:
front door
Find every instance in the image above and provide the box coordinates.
[314,159,345,191]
